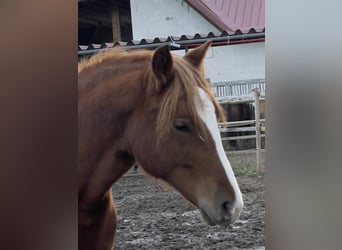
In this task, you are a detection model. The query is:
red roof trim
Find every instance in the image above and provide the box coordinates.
[186,0,234,32]
[185,0,265,33]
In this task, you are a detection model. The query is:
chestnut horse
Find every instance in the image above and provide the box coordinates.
[78,42,243,250]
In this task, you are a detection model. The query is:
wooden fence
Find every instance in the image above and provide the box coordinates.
[216,88,265,172]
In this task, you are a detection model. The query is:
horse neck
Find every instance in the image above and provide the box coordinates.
[78,57,158,198]
[79,58,148,107]
[78,59,149,164]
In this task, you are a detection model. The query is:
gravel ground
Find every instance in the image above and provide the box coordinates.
[112,170,265,250]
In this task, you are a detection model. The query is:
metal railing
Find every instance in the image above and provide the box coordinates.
[211,78,265,102]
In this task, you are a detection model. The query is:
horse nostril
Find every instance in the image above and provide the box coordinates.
[222,201,231,212]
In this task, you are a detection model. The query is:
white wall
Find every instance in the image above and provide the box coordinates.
[130,0,220,40]
[172,42,265,83]
[130,0,265,83]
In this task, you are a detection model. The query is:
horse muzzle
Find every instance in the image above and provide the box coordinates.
[199,199,243,227]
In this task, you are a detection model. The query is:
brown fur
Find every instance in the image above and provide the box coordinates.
[79,46,225,142]
[78,42,236,250]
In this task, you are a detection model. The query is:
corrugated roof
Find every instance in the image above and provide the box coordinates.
[78,30,265,53]
[186,0,265,33]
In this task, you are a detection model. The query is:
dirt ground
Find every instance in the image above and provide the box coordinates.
[111,155,265,250]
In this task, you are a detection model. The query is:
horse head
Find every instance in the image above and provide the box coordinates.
[127,42,243,227]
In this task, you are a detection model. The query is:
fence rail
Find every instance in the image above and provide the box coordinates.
[219,119,265,127]
[216,87,265,172]
[211,79,265,102]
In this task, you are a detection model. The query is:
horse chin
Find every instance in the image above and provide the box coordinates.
[199,209,231,227]
[199,209,216,226]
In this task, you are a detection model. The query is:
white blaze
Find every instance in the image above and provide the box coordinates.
[195,87,243,222]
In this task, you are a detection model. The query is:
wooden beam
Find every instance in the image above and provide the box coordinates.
[220,127,256,133]
[226,149,265,155]
[254,88,261,172]
[218,119,266,127]
[218,97,266,105]
[111,9,121,42]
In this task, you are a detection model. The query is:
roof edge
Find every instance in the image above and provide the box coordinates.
[185,0,234,32]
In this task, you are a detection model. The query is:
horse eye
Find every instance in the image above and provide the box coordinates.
[174,120,191,133]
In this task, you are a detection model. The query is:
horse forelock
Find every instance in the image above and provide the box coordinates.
[155,56,226,142]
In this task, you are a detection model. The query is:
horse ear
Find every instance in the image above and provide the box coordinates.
[152,45,173,84]
[184,41,211,68]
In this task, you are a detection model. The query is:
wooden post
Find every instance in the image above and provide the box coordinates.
[253,88,261,172]
[111,9,121,42]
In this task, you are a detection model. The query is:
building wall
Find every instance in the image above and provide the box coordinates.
[130,0,265,84]
[172,42,265,83]
[130,0,219,39]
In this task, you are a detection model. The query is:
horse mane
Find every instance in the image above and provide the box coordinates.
[78,48,226,142]
[78,48,151,73]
